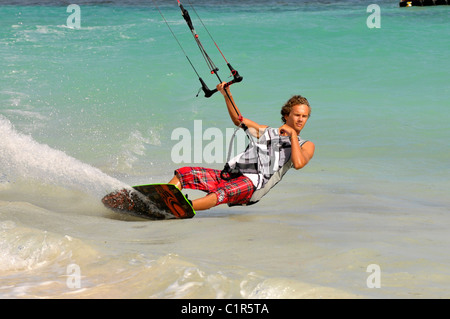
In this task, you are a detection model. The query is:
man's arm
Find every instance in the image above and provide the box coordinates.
[280,124,315,170]
[216,82,267,137]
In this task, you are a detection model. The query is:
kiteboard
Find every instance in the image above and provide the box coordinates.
[101,183,195,220]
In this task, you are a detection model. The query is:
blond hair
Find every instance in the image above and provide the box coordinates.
[280,95,311,124]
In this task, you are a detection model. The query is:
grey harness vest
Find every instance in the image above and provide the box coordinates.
[223,126,307,205]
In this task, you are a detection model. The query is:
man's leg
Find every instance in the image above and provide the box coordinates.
[192,193,217,211]
[168,171,217,210]
[168,173,182,190]
[170,167,241,211]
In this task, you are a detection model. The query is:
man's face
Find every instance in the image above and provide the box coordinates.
[284,104,310,133]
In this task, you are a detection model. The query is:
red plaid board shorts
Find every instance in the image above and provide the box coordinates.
[175,167,255,206]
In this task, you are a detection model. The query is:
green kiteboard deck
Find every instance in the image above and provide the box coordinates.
[101,183,195,220]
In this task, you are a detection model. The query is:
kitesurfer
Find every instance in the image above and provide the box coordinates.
[168,83,315,211]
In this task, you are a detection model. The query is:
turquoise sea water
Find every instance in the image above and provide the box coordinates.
[0,1,449,299]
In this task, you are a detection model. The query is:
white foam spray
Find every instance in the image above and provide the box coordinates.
[0,115,127,197]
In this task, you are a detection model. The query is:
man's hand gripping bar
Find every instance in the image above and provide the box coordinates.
[198,63,243,98]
